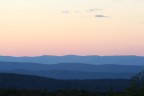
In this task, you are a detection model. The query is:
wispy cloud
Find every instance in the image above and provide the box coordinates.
[61,11,70,13]
[88,8,102,12]
[61,9,109,19]
[95,15,109,18]
[62,8,102,14]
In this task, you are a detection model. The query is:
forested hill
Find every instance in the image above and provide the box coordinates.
[0,73,130,92]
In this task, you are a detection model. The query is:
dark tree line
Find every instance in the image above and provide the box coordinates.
[0,84,143,96]
[0,72,144,96]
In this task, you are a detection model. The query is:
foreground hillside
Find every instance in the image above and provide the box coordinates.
[0,89,123,96]
[0,71,144,96]
[0,73,130,92]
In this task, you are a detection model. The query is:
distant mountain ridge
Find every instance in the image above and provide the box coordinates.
[0,62,143,79]
[0,62,144,72]
[0,55,144,65]
[1,69,135,79]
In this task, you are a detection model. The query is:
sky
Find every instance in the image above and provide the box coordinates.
[0,0,144,56]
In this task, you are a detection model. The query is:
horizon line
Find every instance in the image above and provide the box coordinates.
[0,54,144,57]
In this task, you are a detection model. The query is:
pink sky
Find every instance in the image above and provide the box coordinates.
[0,0,144,56]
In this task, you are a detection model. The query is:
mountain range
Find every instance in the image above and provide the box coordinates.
[0,62,143,79]
[0,55,144,65]
[0,55,143,92]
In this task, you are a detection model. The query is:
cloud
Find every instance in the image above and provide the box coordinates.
[89,8,102,12]
[61,11,69,13]
[95,15,108,18]
[62,8,102,14]
[61,9,109,19]
[85,8,102,13]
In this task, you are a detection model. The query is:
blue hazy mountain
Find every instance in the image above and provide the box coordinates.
[0,55,144,65]
[0,62,144,72]
[1,69,135,79]
[0,62,143,79]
